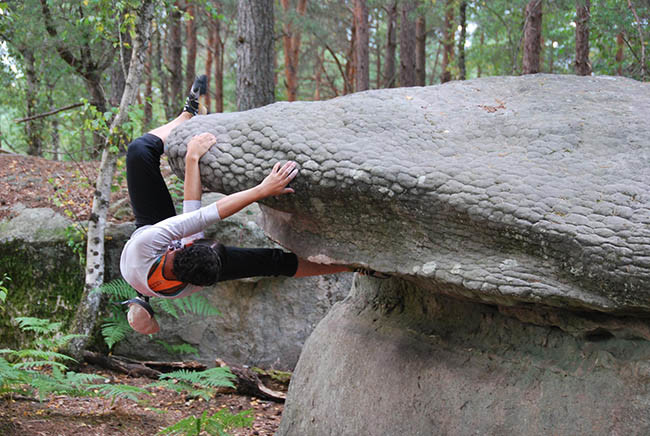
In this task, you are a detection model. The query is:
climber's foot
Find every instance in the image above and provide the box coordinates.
[182,75,208,116]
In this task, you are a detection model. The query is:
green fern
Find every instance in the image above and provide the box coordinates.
[14,317,63,335]
[94,278,138,300]
[158,409,254,436]
[155,340,199,357]
[101,307,132,350]
[87,383,151,403]
[158,367,236,389]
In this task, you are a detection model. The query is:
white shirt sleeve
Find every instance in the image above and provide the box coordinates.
[182,200,205,243]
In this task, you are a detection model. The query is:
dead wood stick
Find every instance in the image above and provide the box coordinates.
[82,350,161,379]
[216,358,286,403]
[14,102,85,123]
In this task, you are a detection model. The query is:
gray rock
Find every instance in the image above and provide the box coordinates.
[166,74,650,314]
[164,75,650,434]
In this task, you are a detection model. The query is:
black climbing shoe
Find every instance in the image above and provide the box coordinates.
[354,268,391,279]
[183,75,208,116]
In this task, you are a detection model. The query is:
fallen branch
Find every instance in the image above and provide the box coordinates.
[14,102,85,123]
[216,358,286,403]
[82,351,287,402]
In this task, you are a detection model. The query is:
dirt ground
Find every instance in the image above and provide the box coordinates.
[0,153,285,435]
[0,363,285,436]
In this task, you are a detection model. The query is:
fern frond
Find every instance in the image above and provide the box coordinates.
[154,340,199,357]
[158,413,203,436]
[14,317,62,334]
[154,298,180,319]
[158,367,236,389]
[87,383,151,402]
[176,294,221,317]
[95,278,138,300]
[13,360,69,370]
[205,409,254,434]
[10,349,75,363]
[101,312,132,350]
[148,380,215,401]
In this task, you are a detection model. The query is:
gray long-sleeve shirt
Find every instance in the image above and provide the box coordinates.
[119,200,221,298]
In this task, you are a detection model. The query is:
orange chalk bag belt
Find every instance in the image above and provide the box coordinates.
[147,244,189,296]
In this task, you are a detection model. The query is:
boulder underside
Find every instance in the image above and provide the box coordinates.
[278,276,650,436]
[165,75,650,435]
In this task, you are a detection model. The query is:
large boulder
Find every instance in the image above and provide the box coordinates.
[166,74,650,434]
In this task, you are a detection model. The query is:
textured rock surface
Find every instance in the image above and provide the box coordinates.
[279,276,650,436]
[166,74,650,434]
[166,74,650,314]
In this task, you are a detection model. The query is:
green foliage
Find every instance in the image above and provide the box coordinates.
[95,279,221,350]
[155,340,200,358]
[151,367,236,402]
[158,409,254,436]
[0,273,10,306]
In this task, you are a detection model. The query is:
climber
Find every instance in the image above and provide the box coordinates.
[119,75,355,335]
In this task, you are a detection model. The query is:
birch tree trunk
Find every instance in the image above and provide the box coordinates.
[68,0,155,360]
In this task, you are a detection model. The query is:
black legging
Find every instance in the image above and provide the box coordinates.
[126,133,177,228]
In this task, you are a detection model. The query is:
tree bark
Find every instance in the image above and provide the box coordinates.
[574,0,591,76]
[154,26,171,119]
[280,0,308,101]
[522,0,543,74]
[458,1,467,80]
[237,0,275,110]
[215,19,225,113]
[354,0,370,92]
[616,32,624,75]
[22,48,43,157]
[399,0,416,87]
[205,22,215,113]
[415,15,426,86]
[441,0,455,83]
[169,2,183,114]
[185,2,197,92]
[384,1,397,88]
[144,41,153,129]
[345,16,356,94]
[68,0,155,361]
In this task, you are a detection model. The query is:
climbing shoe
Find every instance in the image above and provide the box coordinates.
[354,268,391,279]
[183,74,208,116]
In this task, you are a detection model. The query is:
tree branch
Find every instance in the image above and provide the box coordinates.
[14,102,85,123]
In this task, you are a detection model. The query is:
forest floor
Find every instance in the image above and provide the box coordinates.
[0,363,284,435]
[0,152,284,435]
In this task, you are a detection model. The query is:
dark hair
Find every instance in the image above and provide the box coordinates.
[172,243,221,286]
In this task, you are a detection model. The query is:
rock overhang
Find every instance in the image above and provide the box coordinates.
[165,74,650,314]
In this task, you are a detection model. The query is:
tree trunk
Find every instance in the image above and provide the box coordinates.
[399,0,416,87]
[477,31,484,77]
[345,18,356,94]
[441,0,455,83]
[22,48,43,157]
[415,15,426,86]
[616,32,624,75]
[144,41,153,129]
[354,0,370,92]
[522,0,543,74]
[384,1,397,88]
[154,26,171,119]
[574,0,591,76]
[215,20,225,113]
[68,0,155,360]
[281,0,307,101]
[185,2,197,92]
[375,19,382,89]
[205,22,215,113]
[458,1,467,80]
[237,0,275,111]
[314,48,323,100]
[169,2,183,114]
